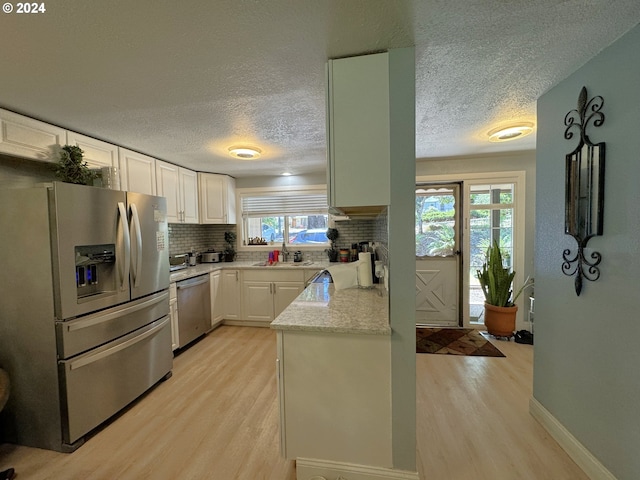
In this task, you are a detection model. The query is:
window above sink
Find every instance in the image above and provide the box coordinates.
[239,186,330,249]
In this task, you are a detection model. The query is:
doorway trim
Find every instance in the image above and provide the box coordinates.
[416,171,527,328]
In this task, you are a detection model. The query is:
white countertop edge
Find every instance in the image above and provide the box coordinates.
[270,284,391,336]
[270,322,391,336]
[170,261,328,282]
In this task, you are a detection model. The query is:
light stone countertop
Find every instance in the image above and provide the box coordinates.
[270,283,391,335]
[169,261,328,283]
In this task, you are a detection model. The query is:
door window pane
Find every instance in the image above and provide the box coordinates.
[468,184,515,324]
[469,184,514,205]
[416,187,457,257]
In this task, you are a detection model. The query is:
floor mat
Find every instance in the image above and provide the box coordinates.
[416,327,505,357]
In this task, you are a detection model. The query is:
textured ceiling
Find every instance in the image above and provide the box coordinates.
[1,1,639,177]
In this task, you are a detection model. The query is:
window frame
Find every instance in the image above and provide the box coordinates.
[237,185,330,251]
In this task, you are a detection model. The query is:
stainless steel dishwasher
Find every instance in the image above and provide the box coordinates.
[176,274,211,348]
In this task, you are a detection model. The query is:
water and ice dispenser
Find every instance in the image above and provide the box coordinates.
[75,244,116,298]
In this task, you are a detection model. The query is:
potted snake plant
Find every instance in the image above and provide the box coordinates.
[476,241,532,337]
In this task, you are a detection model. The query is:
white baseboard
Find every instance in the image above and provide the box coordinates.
[222,319,269,328]
[296,457,419,480]
[529,397,617,480]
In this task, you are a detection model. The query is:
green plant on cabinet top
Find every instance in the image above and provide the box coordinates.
[54,145,98,185]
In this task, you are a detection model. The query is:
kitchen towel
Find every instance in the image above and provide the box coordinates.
[327,263,359,291]
[357,252,373,287]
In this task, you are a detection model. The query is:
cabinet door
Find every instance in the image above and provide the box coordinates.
[119,148,156,195]
[198,173,236,224]
[0,108,65,162]
[67,131,118,170]
[179,167,199,224]
[242,281,274,322]
[210,270,223,327]
[225,176,237,224]
[273,282,304,318]
[155,160,180,222]
[222,270,241,320]
[327,53,391,207]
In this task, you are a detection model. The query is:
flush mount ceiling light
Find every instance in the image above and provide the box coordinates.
[487,122,534,142]
[228,146,262,159]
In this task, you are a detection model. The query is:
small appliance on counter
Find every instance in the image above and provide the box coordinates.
[201,251,220,263]
[169,253,189,272]
[293,251,303,262]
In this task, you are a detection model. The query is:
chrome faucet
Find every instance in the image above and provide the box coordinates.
[281,242,290,262]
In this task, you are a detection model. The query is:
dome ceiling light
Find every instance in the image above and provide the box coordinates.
[487,122,534,142]
[228,146,262,159]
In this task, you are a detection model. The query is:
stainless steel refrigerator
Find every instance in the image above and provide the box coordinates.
[0,182,172,452]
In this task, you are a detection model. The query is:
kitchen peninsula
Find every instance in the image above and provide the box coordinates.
[271,283,398,479]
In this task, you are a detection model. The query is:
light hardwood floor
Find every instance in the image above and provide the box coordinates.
[0,326,588,480]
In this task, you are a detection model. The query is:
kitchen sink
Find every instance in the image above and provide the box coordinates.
[310,270,333,283]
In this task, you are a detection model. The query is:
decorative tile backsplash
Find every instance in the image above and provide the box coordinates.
[169,216,389,264]
[168,224,227,255]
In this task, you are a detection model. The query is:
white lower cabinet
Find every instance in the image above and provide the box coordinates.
[174,268,315,330]
[276,329,393,466]
[210,270,223,329]
[169,283,179,351]
[242,270,304,324]
[222,269,242,321]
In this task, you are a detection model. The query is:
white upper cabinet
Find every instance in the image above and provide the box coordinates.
[156,160,199,223]
[327,51,411,209]
[66,132,118,170]
[118,148,157,195]
[156,160,198,223]
[198,173,236,224]
[179,167,199,224]
[155,160,180,221]
[0,108,65,162]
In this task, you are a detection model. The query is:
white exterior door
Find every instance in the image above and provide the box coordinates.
[415,184,461,326]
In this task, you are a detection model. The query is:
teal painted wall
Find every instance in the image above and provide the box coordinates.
[534,24,640,480]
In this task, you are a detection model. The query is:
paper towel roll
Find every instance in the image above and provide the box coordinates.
[358,252,373,287]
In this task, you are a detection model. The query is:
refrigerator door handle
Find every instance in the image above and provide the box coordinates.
[117,202,131,291]
[129,203,143,288]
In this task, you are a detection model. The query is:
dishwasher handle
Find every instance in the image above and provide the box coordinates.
[176,275,209,289]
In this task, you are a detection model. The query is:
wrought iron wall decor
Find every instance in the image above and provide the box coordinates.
[562,86,605,296]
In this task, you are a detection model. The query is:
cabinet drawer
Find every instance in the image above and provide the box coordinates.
[243,269,304,283]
